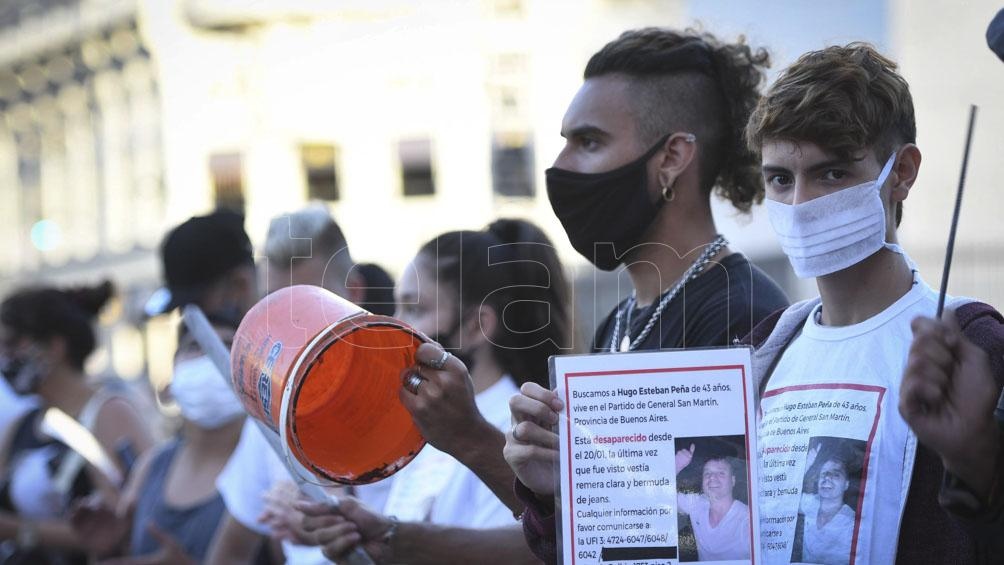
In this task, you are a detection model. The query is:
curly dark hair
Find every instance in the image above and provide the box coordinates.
[584,27,771,212]
[1,280,114,370]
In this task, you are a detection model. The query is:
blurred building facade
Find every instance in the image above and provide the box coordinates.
[0,0,1001,387]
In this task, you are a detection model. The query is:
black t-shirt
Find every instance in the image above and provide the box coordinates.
[591,253,789,352]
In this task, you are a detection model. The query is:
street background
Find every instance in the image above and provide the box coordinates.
[0,0,1000,393]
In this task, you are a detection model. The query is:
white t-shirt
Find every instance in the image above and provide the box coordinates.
[382,376,519,528]
[800,497,855,565]
[678,493,752,560]
[216,421,392,564]
[758,277,958,564]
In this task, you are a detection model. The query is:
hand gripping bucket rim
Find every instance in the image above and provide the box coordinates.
[278,312,429,486]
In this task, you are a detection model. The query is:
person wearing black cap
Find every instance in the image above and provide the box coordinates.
[145,209,257,323]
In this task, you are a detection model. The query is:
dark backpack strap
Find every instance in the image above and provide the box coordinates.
[7,408,52,454]
[0,408,54,511]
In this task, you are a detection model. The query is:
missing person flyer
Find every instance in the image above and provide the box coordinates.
[552,347,759,565]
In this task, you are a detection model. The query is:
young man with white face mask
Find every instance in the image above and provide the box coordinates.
[744,43,1004,563]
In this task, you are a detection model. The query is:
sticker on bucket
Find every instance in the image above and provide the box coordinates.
[257,341,283,424]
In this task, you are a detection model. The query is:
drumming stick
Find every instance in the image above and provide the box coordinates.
[182,305,376,565]
[936,104,977,319]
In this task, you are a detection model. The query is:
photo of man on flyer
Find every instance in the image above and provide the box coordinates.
[675,436,752,562]
[791,437,866,565]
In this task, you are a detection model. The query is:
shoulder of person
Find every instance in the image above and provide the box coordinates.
[93,394,147,430]
[118,439,176,514]
[956,301,1004,381]
[709,253,790,314]
[740,300,813,348]
[128,440,174,489]
[91,388,157,463]
[956,301,1004,340]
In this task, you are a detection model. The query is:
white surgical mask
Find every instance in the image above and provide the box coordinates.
[767,154,900,278]
[170,355,245,429]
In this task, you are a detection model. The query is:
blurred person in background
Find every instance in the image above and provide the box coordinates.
[0,281,155,563]
[71,317,244,564]
[298,218,569,564]
[355,263,396,317]
[0,371,37,457]
[144,209,258,325]
[208,204,372,565]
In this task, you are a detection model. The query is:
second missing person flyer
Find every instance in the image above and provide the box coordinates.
[552,347,760,565]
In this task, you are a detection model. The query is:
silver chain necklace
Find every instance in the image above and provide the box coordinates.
[608,235,728,352]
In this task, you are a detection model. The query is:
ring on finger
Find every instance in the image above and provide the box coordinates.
[404,372,425,394]
[426,350,450,370]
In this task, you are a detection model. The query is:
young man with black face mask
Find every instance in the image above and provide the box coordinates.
[504,28,788,562]
[545,28,788,354]
[742,44,1004,563]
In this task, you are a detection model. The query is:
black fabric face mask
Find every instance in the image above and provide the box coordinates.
[0,351,45,395]
[546,134,672,271]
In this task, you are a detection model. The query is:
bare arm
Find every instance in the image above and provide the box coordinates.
[205,511,267,565]
[392,523,540,565]
[0,512,83,550]
[400,344,521,513]
[443,422,521,513]
[298,499,539,565]
[69,443,164,558]
[93,398,157,470]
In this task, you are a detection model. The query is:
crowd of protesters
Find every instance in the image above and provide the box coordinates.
[0,12,1002,565]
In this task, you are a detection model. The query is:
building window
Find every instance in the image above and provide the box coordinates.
[209,152,244,212]
[398,138,435,197]
[301,143,339,201]
[491,133,534,197]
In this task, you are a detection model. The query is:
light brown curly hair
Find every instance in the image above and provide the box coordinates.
[745,43,916,225]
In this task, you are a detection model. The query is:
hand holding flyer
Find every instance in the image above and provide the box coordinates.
[552,347,759,564]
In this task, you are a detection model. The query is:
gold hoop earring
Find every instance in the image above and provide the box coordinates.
[661,184,675,202]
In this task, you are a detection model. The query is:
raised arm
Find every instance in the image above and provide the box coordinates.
[399,343,521,513]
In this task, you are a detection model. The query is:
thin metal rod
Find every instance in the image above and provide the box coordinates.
[937,105,977,319]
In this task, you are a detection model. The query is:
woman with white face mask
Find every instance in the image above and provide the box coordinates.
[72,317,245,563]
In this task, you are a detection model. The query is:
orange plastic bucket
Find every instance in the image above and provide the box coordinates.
[230,285,427,484]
